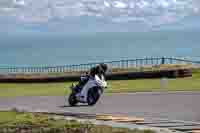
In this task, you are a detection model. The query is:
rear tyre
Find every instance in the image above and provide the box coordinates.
[87,87,101,106]
[68,93,78,106]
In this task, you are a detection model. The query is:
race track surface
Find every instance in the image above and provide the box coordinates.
[0,92,200,122]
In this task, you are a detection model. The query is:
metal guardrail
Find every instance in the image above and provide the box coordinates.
[0,57,199,74]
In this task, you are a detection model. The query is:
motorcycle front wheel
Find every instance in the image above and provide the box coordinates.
[87,87,101,106]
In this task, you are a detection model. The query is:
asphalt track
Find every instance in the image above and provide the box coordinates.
[0,92,200,123]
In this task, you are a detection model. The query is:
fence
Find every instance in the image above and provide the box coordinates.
[0,57,200,74]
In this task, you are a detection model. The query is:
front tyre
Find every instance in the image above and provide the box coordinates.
[68,93,78,106]
[87,87,101,106]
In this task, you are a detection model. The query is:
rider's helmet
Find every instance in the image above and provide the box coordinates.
[99,63,108,75]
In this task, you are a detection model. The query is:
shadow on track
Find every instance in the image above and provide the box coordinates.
[59,104,89,108]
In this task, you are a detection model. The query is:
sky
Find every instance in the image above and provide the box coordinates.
[0,0,200,33]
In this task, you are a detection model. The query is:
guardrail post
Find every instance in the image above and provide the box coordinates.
[136,59,138,67]
[145,57,148,65]
[160,77,168,92]
[170,57,173,64]
[161,57,165,64]
[37,67,40,73]
[139,59,142,67]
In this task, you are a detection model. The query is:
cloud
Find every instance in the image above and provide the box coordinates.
[13,0,26,7]
[0,0,199,26]
[0,0,25,8]
[0,0,13,7]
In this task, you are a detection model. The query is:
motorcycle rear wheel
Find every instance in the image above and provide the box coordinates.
[68,93,78,106]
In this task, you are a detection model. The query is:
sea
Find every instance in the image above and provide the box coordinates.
[0,29,200,66]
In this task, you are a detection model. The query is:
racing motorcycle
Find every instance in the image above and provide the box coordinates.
[68,75,107,106]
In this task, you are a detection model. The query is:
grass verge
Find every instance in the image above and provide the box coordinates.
[0,111,154,133]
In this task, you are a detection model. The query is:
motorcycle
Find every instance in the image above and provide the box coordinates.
[68,75,107,106]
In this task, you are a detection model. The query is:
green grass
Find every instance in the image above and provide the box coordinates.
[0,83,71,97]
[108,77,200,93]
[0,111,155,133]
[0,70,200,97]
[0,111,18,124]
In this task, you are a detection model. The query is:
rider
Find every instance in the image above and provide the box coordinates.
[79,63,108,101]
[78,72,90,88]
